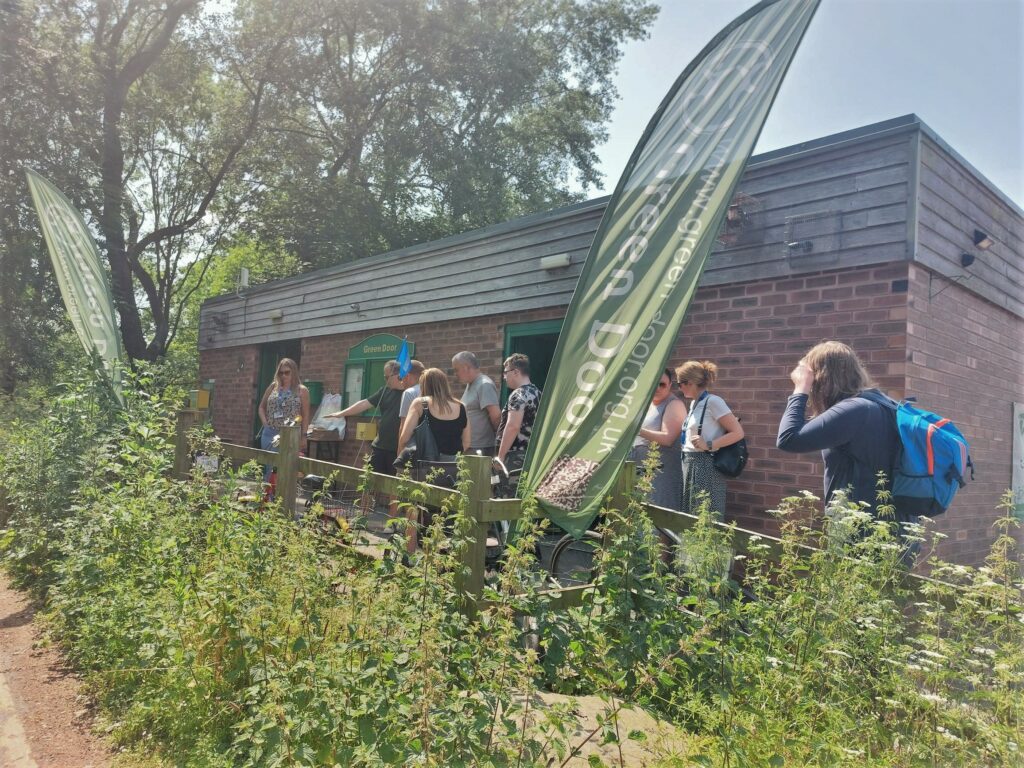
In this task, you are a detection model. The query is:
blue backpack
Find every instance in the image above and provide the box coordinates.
[858,391,973,517]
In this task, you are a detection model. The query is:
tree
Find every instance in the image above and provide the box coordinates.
[2,0,656,371]
[247,0,658,267]
[2,0,289,363]
[0,0,80,392]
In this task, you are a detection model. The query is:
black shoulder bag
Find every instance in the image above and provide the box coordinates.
[697,397,748,479]
[411,397,440,462]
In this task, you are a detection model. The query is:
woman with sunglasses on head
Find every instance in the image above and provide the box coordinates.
[629,368,688,511]
[258,358,311,460]
[676,360,745,519]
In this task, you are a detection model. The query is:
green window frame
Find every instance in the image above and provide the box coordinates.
[501,318,563,402]
[341,334,415,414]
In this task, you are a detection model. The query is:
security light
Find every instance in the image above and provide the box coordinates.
[540,253,572,270]
[972,229,994,250]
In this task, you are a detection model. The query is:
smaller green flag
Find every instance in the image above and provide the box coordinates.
[26,170,124,400]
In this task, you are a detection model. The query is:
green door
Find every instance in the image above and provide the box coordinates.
[503,319,563,401]
[253,340,302,444]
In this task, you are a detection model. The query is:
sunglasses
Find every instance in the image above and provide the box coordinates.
[656,380,671,389]
[278,369,292,376]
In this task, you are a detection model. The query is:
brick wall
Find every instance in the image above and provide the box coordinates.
[905,263,1024,565]
[671,262,910,537]
[199,261,1020,566]
[199,345,261,445]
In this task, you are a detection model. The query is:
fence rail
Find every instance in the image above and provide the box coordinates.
[175,410,947,616]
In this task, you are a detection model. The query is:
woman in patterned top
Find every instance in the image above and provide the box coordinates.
[258,358,311,460]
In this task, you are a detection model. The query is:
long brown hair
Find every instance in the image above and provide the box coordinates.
[803,341,875,415]
[420,368,457,412]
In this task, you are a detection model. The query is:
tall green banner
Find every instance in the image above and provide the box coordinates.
[26,170,123,398]
[524,0,821,535]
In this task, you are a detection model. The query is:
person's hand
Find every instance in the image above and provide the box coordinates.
[692,435,710,452]
[790,362,814,395]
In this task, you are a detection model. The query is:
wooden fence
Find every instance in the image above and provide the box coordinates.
[174,410,945,616]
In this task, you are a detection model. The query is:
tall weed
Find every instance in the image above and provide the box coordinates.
[0,374,1021,766]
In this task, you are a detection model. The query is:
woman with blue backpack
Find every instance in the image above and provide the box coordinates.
[776,341,920,555]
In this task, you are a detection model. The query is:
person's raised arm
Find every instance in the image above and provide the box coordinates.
[397,398,424,456]
[638,399,687,447]
[777,363,865,452]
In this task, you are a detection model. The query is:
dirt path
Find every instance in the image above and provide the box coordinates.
[0,573,111,768]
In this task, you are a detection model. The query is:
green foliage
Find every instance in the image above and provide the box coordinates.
[2,0,657,368]
[247,0,659,268]
[0,376,565,765]
[1,377,1021,766]
[536,449,1023,766]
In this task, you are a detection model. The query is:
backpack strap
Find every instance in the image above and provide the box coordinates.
[855,388,898,412]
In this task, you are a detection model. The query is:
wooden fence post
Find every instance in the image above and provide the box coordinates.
[276,424,300,516]
[458,454,493,619]
[174,409,204,480]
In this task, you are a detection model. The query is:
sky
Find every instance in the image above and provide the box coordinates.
[594,0,1024,206]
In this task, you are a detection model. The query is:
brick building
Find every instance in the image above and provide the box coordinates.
[199,115,1023,566]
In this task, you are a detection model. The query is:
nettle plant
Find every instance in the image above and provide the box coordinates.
[0,368,1021,767]
[535,450,1023,767]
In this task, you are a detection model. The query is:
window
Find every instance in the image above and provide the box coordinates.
[341,334,413,413]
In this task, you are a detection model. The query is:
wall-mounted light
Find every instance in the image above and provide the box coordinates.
[973,229,994,250]
[539,253,572,271]
[268,309,284,321]
[960,252,976,268]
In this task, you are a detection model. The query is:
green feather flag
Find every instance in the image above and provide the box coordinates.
[26,170,124,400]
[523,0,821,535]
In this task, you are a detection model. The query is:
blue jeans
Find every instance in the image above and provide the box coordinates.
[260,426,279,484]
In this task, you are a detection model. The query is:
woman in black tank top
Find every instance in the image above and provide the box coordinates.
[397,368,470,459]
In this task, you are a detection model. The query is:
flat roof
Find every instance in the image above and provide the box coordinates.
[205,113,1018,309]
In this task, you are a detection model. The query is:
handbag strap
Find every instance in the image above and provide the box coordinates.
[691,391,710,436]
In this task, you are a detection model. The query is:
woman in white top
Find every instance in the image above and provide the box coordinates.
[676,360,745,519]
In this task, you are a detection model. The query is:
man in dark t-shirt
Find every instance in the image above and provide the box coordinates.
[327,359,411,475]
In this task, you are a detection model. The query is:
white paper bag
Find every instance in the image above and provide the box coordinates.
[310,393,346,439]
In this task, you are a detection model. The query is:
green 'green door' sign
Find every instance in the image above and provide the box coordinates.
[343,334,415,410]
